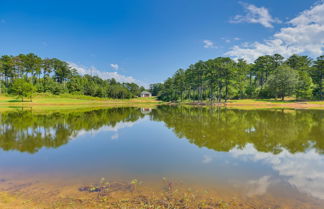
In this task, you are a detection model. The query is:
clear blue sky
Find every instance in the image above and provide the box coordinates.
[0,0,321,86]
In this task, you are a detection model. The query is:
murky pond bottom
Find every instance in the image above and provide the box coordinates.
[0,106,324,208]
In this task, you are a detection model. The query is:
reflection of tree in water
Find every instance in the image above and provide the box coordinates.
[1,106,324,154]
[150,106,324,154]
[0,108,144,153]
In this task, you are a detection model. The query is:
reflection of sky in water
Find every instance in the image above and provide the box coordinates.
[230,144,324,200]
[72,118,143,139]
[246,175,272,197]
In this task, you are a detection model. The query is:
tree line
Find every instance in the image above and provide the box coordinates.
[0,53,146,101]
[150,54,324,101]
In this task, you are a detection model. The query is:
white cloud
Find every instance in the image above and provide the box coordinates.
[226,2,324,62]
[110,63,119,70]
[230,2,281,28]
[69,62,142,84]
[230,144,324,200]
[203,40,216,48]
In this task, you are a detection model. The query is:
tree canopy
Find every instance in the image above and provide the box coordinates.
[11,78,35,101]
[152,54,324,101]
[0,53,146,99]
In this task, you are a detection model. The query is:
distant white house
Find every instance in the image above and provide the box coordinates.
[140,91,152,97]
[141,108,152,114]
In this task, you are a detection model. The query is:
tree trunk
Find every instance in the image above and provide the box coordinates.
[218,87,222,103]
[210,85,213,104]
[225,83,228,102]
[320,75,323,100]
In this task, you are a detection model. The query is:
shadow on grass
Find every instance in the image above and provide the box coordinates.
[7,99,31,103]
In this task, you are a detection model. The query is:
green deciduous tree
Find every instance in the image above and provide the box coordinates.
[11,78,35,102]
[266,66,298,100]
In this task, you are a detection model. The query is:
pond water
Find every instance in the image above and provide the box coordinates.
[0,106,324,208]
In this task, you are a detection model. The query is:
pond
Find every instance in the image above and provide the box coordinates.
[0,106,323,208]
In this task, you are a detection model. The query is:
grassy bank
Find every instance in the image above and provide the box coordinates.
[3,94,324,110]
[0,94,163,111]
[179,98,324,109]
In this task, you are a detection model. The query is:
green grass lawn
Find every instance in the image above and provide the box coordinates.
[228,98,295,104]
[0,94,163,112]
[3,94,324,111]
[177,98,324,110]
[0,93,160,103]
[228,98,324,104]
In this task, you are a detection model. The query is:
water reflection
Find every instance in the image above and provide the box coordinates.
[1,106,324,154]
[149,106,324,200]
[151,106,324,154]
[0,108,144,153]
[0,106,324,203]
[246,175,272,197]
[231,144,324,200]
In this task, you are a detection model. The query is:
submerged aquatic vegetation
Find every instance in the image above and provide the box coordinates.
[76,178,244,209]
[79,180,133,195]
[130,179,139,192]
[162,177,175,193]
